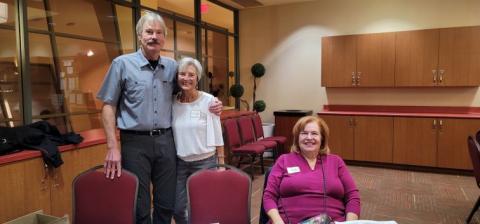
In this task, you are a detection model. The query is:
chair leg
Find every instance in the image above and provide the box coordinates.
[259,153,265,174]
[237,155,243,168]
[250,154,256,177]
[467,196,480,223]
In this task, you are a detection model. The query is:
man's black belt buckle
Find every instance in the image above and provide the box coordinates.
[122,128,170,136]
[149,129,167,136]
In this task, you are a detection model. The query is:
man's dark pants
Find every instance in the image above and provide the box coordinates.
[120,129,176,224]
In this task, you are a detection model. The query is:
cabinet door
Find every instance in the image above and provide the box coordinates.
[0,158,50,223]
[437,118,480,169]
[50,145,106,218]
[354,116,393,163]
[320,115,354,160]
[50,150,77,218]
[438,26,480,86]
[23,158,52,215]
[321,35,356,87]
[356,33,395,87]
[394,117,437,166]
[395,29,439,86]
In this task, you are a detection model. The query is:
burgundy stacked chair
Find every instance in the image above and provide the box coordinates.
[467,135,480,223]
[223,118,266,176]
[187,164,251,224]
[252,114,288,158]
[237,116,278,167]
[73,165,139,224]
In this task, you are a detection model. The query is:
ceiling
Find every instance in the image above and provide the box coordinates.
[217,0,316,9]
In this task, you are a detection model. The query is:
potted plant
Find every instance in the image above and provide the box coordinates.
[229,83,249,110]
[251,63,266,113]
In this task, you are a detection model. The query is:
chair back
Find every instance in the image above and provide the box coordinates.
[252,114,265,139]
[467,136,480,188]
[187,164,252,224]
[238,116,257,144]
[73,165,139,224]
[224,118,242,149]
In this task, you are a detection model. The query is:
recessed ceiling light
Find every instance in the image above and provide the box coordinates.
[87,50,94,57]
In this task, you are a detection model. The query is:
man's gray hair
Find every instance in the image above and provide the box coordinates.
[178,57,203,80]
[136,12,167,37]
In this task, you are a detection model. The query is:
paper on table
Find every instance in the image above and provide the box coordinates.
[335,221,397,224]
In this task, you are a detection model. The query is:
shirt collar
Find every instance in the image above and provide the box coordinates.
[136,49,165,69]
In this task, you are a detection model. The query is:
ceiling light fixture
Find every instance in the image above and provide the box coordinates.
[87,50,94,57]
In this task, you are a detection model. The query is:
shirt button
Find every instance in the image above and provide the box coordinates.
[154,85,156,88]
[155,111,157,113]
[154,98,157,101]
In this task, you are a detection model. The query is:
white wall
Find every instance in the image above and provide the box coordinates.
[239,0,480,123]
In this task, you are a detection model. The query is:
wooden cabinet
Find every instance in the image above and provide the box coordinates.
[320,114,477,170]
[322,33,395,87]
[320,115,354,160]
[395,26,480,86]
[0,145,106,223]
[274,110,313,154]
[394,117,479,169]
[437,118,480,169]
[322,26,480,87]
[393,117,438,166]
[320,115,393,163]
[438,26,480,86]
[0,157,54,223]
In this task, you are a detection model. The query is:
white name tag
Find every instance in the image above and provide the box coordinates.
[191,110,201,118]
[287,166,300,174]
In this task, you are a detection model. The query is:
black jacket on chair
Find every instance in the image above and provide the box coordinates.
[0,121,83,167]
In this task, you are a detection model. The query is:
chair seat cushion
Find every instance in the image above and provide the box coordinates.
[233,143,265,154]
[263,136,287,144]
[255,140,277,148]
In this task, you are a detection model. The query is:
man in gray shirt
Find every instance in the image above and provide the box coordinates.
[97,12,221,224]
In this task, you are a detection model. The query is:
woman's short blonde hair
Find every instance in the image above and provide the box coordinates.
[290,116,330,155]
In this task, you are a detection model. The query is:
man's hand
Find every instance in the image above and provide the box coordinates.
[104,148,122,179]
[209,98,223,116]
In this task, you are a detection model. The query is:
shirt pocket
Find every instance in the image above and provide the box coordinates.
[159,77,175,99]
[125,79,147,101]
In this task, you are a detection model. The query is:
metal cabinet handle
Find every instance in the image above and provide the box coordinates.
[439,119,443,130]
[348,118,353,126]
[438,69,445,83]
[432,69,437,84]
[432,119,437,129]
[356,72,361,86]
[351,72,356,86]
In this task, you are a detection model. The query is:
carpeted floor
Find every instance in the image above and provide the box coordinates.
[250,165,480,224]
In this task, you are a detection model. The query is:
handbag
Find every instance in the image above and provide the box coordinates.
[299,213,333,224]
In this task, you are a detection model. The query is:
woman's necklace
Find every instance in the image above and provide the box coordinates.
[179,90,199,103]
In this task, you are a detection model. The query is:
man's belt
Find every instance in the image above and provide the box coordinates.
[120,128,171,136]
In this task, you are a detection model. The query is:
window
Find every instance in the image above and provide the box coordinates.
[0,0,20,127]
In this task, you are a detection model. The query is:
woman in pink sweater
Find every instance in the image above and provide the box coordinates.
[263,116,360,224]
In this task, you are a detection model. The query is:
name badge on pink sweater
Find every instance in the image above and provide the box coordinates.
[287,166,300,174]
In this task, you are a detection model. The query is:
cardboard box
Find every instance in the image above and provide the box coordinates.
[5,210,69,224]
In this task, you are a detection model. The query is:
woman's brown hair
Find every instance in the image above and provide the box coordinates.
[290,116,330,155]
